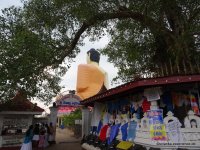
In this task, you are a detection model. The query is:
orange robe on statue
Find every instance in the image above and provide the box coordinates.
[76,64,105,100]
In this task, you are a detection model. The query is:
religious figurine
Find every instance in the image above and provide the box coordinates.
[76,48,109,100]
[190,119,197,128]
[184,110,200,128]
[115,114,122,125]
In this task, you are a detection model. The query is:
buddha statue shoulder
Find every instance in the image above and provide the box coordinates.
[76,48,109,100]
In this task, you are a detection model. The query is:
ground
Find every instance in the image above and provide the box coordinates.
[46,128,82,150]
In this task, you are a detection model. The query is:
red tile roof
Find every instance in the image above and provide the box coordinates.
[0,92,44,112]
[81,74,200,105]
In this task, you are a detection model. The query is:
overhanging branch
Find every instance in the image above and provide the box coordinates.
[57,10,173,63]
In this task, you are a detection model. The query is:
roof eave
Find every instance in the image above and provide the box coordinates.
[81,74,200,105]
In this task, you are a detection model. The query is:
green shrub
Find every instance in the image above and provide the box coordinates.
[63,108,82,127]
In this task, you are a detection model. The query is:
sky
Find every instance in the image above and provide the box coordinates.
[0,0,119,113]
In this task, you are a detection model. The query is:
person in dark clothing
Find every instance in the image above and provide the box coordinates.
[32,124,40,148]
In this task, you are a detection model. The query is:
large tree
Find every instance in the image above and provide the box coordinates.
[0,0,199,102]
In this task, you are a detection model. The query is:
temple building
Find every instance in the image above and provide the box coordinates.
[0,91,44,148]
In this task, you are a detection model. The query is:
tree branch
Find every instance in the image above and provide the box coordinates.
[188,7,200,23]
[57,10,173,63]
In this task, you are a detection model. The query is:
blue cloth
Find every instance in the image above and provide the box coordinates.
[107,124,120,145]
[127,121,137,141]
[60,124,65,129]
[107,99,129,113]
[121,123,128,141]
[135,107,143,119]
[130,104,135,114]
[97,120,103,134]
[91,126,97,134]
[23,131,33,144]
[162,92,173,112]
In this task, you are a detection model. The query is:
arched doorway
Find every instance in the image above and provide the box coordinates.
[55,92,81,127]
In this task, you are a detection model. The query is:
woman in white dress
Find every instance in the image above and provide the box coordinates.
[20,125,34,150]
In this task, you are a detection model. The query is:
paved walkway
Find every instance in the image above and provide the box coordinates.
[46,128,82,150]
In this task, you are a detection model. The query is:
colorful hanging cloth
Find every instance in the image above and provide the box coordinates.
[142,98,150,112]
[190,94,200,115]
[107,124,121,145]
[127,121,137,141]
[121,123,128,141]
[97,120,103,134]
[99,125,109,141]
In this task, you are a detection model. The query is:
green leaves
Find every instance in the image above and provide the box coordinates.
[0,0,200,103]
[101,0,200,82]
[0,4,68,103]
[63,108,82,126]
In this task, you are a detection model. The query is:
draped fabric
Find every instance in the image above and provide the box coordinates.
[190,94,200,115]
[121,123,128,141]
[99,125,109,141]
[142,99,150,113]
[20,142,32,150]
[76,64,105,100]
[97,120,103,134]
[127,121,137,141]
[107,124,121,145]
[91,102,104,126]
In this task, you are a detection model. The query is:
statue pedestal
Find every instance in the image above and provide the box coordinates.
[49,106,58,143]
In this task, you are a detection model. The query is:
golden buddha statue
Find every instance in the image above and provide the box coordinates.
[76,48,109,100]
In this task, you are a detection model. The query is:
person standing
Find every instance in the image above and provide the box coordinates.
[44,124,50,147]
[32,124,40,148]
[38,127,45,149]
[48,122,54,144]
[20,125,34,150]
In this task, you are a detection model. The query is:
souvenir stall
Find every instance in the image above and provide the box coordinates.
[0,92,44,148]
[80,75,200,150]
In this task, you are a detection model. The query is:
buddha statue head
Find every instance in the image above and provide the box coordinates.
[86,48,100,64]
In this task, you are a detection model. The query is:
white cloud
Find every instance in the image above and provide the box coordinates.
[0,0,22,10]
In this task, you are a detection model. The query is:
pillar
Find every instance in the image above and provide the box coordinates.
[57,117,59,127]
[82,106,91,137]
[61,118,63,125]
[49,103,58,143]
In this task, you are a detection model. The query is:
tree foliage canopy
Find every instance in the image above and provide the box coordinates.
[0,0,200,102]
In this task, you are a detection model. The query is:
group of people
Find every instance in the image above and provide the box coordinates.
[20,123,55,150]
